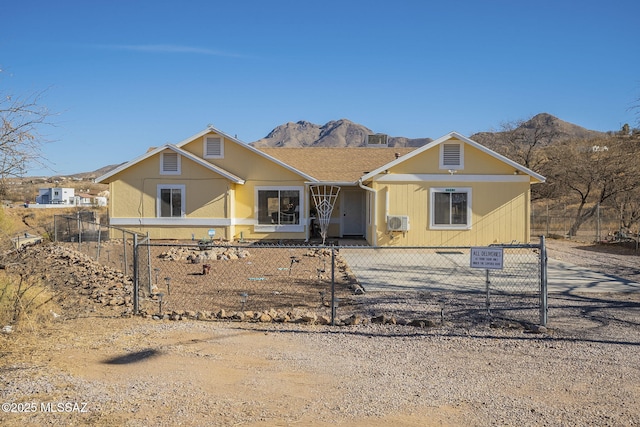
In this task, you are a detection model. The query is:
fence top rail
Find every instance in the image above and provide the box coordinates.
[139,242,328,250]
[55,215,146,239]
[338,244,542,250]
[136,242,543,251]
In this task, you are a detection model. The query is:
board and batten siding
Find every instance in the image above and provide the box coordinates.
[373,180,530,246]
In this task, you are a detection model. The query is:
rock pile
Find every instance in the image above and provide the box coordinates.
[158,246,250,263]
[137,306,454,329]
[140,307,334,325]
[7,243,135,317]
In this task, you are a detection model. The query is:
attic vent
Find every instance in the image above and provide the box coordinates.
[387,215,409,232]
[440,142,463,169]
[161,152,180,174]
[204,136,223,158]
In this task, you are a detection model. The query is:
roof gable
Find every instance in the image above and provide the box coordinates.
[176,126,316,182]
[96,125,316,184]
[95,144,245,184]
[360,132,546,183]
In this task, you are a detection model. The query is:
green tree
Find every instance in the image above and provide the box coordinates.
[620,123,630,136]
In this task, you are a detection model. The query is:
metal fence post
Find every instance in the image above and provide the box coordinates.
[485,269,491,316]
[331,246,336,326]
[77,212,81,251]
[96,227,102,261]
[123,230,128,277]
[539,235,548,326]
[133,233,139,314]
[546,205,550,237]
[596,202,600,243]
[146,232,152,296]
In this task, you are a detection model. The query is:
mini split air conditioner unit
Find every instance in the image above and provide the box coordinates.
[387,215,409,232]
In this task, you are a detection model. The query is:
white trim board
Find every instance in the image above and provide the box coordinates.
[375,174,531,183]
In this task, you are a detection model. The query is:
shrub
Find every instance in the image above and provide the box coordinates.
[0,272,58,330]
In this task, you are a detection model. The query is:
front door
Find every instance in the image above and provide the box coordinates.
[341,190,365,237]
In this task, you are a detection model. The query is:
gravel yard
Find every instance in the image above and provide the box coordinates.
[0,238,639,426]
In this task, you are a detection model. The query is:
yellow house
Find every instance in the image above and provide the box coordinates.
[96,126,545,246]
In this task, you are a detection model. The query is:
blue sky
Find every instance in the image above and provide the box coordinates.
[2,0,639,176]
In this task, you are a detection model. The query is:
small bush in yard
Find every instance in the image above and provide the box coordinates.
[0,272,58,330]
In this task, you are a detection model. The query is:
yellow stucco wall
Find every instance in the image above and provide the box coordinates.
[110,150,230,217]
[107,134,309,241]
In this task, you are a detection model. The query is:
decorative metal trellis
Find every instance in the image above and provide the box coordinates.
[310,185,341,245]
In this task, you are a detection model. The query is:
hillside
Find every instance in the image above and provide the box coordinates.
[67,163,125,180]
[470,113,605,147]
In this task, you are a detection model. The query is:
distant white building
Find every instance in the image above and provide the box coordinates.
[76,192,107,207]
[35,187,75,205]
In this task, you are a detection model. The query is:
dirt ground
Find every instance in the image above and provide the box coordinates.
[0,238,639,426]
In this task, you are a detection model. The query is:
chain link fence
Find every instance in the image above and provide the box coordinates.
[3,213,548,328]
[532,204,639,248]
[52,214,147,277]
[133,239,547,327]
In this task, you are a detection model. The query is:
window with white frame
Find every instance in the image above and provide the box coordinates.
[439,142,463,170]
[430,187,471,228]
[204,136,223,159]
[256,188,301,226]
[157,185,185,218]
[161,152,181,175]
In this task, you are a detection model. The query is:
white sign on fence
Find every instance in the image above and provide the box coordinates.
[470,247,504,270]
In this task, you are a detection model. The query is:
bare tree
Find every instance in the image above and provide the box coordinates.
[0,84,55,196]
[613,189,640,232]
[494,116,559,171]
[632,91,640,128]
[472,115,565,202]
[611,130,640,232]
[543,134,640,236]
[474,114,563,170]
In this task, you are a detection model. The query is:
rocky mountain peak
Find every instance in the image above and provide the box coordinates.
[251,118,431,148]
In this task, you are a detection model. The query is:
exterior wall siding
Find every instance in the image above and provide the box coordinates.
[104,131,538,245]
[108,137,310,241]
[373,181,530,246]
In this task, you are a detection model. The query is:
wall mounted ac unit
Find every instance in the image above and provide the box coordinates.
[387,215,409,232]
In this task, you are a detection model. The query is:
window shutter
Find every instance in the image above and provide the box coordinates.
[442,144,461,167]
[205,137,222,157]
[162,153,179,172]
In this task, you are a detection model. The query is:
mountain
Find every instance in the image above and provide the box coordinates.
[470,113,605,147]
[68,113,606,178]
[250,119,432,148]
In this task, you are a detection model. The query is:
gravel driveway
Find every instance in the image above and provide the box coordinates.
[0,238,638,426]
